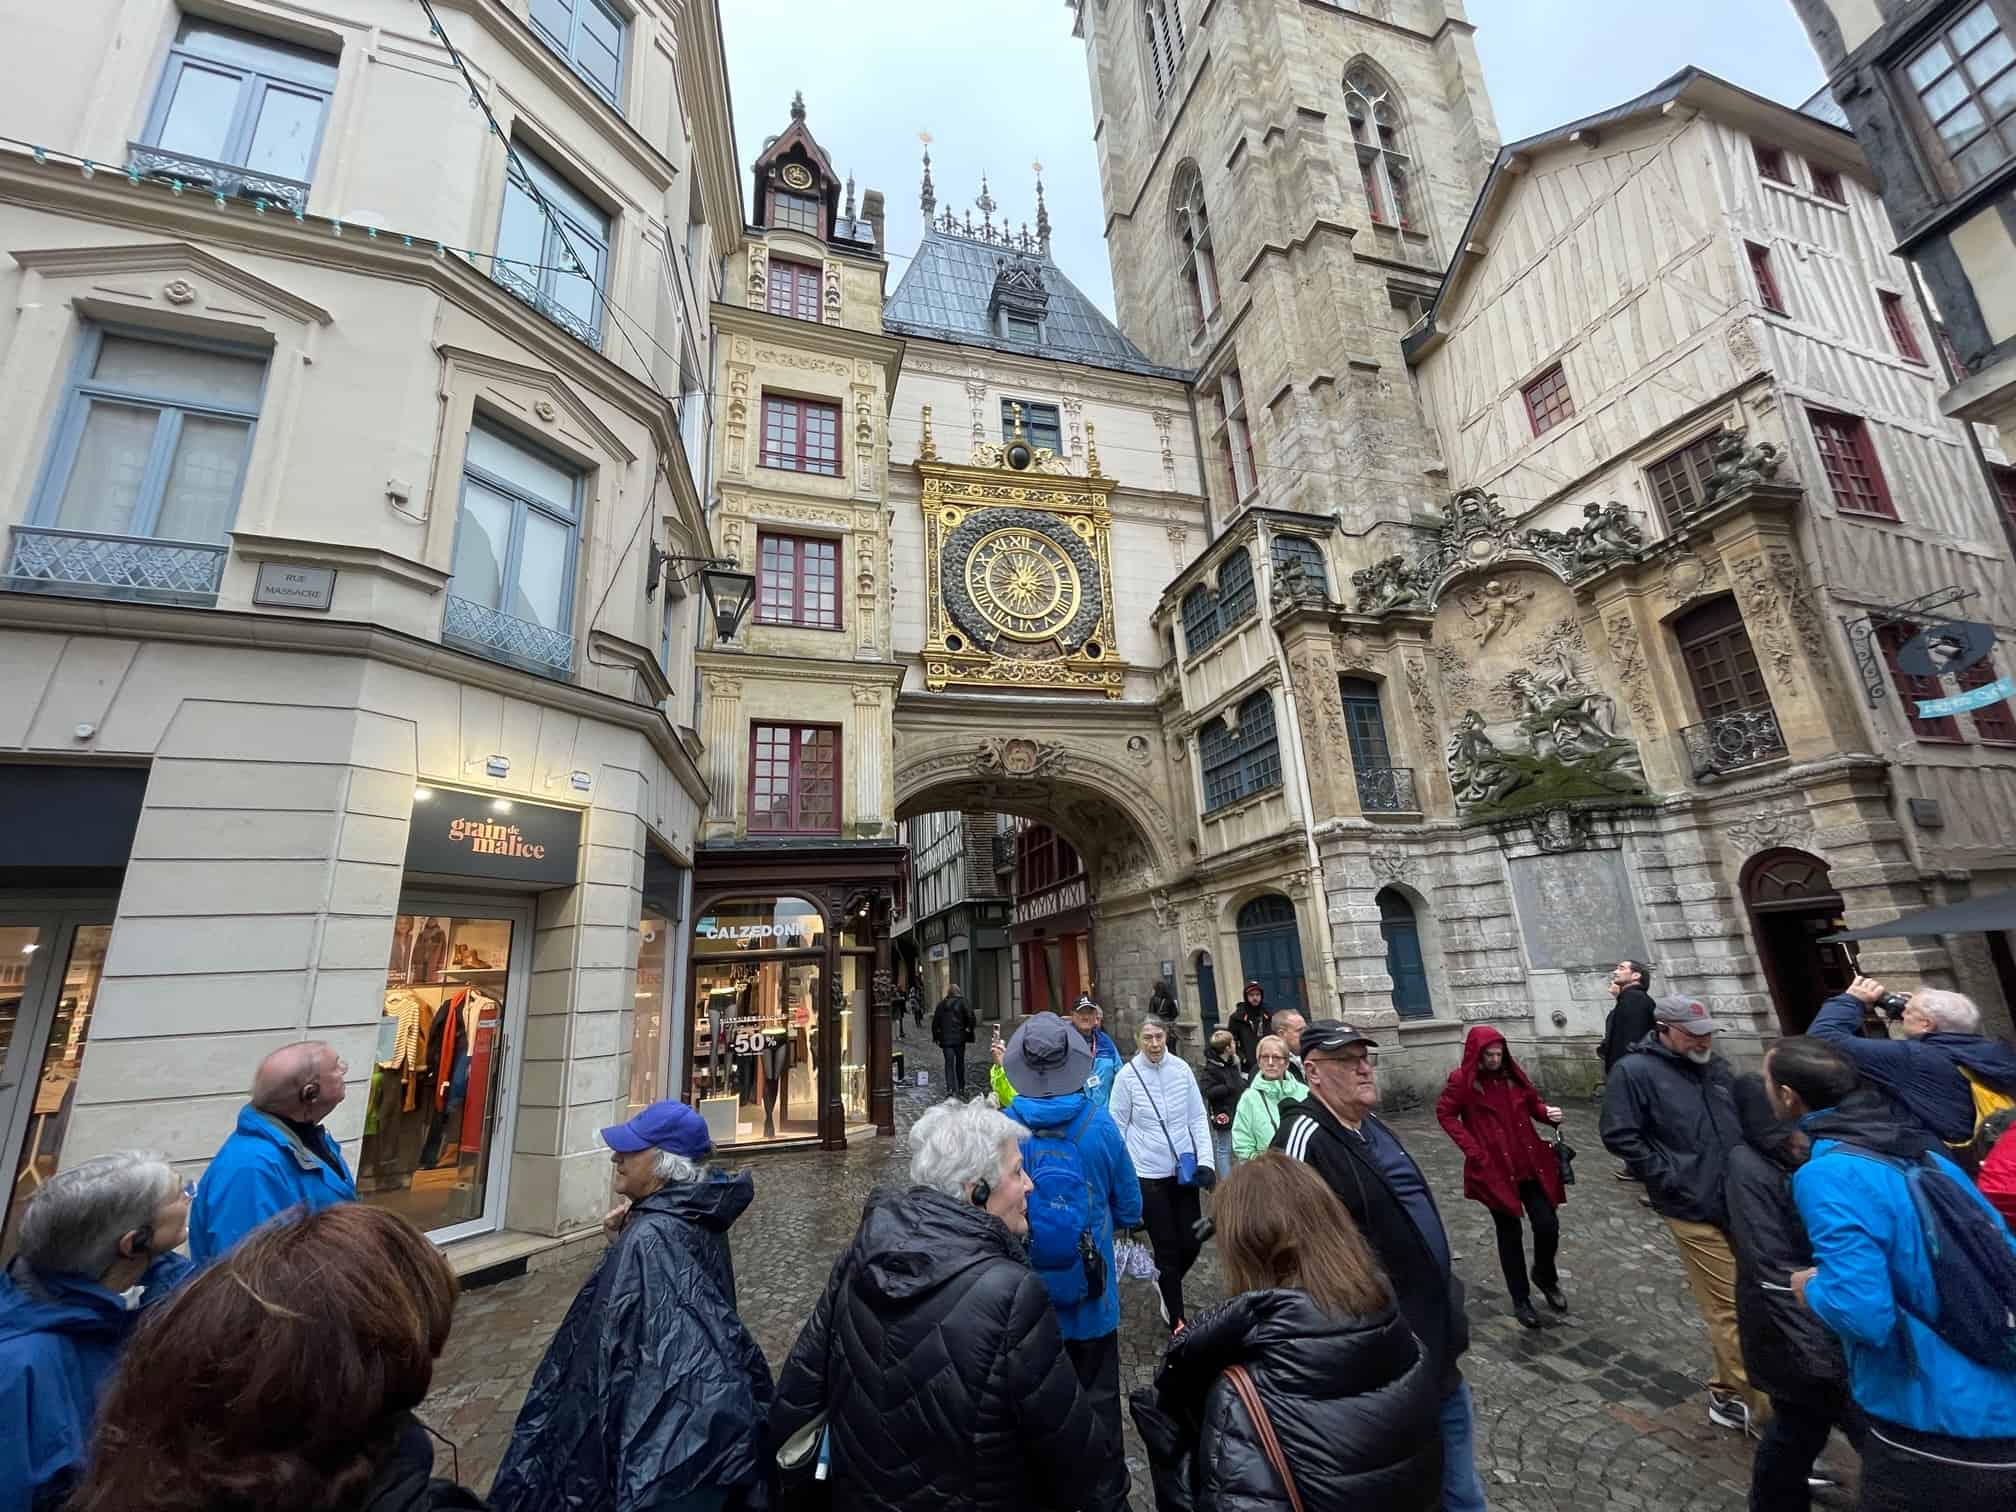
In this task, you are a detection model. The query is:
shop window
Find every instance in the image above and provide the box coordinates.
[1346,67,1416,229]
[1215,547,1257,627]
[31,327,266,547]
[1,921,112,1258]
[1810,163,1846,202]
[1900,3,2016,189]
[1644,433,1719,523]
[749,723,840,833]
[761,396,840,476]
[1960,652,2016,743]
[447,423,581,670]
[756,532,840,629]
[1808,408,1896,519]
[1000,398,1063,453]
[1173,161,1219,328]
[1754,141,1792,184]
[1201,692,1282,812]
[1677,597,1771,719]
[1523,364,1573,436]
[767,258,822,322]
[529,0,625,107]
[1881,291,1926,363]
[690,897,829,1146]
[137,18,337,195]
[1217,368,1257,500]
[1748,242,1786,315]
[771,189,822,235]
[1271,535,1327,595]
[1876,622,1964,741]
[495,143,610,349]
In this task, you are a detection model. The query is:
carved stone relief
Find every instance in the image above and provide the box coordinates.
[1404,653,1437,752]
[1726,807,1815,853]
[965,380,988,447]
[1730,551,1801,689]
[1340,635,1375,672]
[1153,409,1176,490]
[973,737,1068,778]
[1368,847,1412,885]
[1454,577,1535,646]
[822,259,843,326]
[746,245,768,309]
[1662,550,1726,606]
[1601,608,1659,731]
[1726,320,1760,373]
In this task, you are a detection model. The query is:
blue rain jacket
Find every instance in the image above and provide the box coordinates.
[188,1104,357,1264]
[1002,1089,1141,1341]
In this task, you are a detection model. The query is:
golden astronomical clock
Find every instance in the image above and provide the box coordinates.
[964,527,1081,641]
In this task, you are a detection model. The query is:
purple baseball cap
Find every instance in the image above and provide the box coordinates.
[601,1099,712,1158]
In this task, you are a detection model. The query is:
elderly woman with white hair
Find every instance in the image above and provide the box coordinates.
[772,1098,1112,1512]
[489,1101,773,1512]
[0,1150,193,1510]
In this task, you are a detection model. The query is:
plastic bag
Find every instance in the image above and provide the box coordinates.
[1113,1233,1160,1282]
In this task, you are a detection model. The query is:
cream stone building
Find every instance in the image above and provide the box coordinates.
[0,0,740,1265]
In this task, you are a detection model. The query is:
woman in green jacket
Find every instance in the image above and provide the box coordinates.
[1231,1035,1300,1160]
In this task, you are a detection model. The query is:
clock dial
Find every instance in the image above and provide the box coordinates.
[964,528,1081,641]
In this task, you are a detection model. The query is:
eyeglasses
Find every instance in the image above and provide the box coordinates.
[1257,1053,1287,1064]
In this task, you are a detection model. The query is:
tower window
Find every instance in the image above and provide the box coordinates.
[1216,368,1257,501]
[1001,399,1063,453]
[771,189,821,236]
[1172,162,1219,330]
[1143,1,1186,106]
[1345,68,1416,230]
[767,258,822,323]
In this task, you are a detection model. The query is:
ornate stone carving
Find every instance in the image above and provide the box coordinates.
[746,244,768,308]
[1443,650,1649,817]
[1601,608,1658,730]
[1562,501,1646,575]
[1529,806,1593,853]
[1446,712,1524,809]
[1730,551,1800,688]
[533,398,557,422]
[1282,868,1311,900]
[851,683,882,708]
[965,379,988,446]
[1152,408,1177,490]
[1126,734,1153,767]
[1272,553,1329,612]
[1661,550,1725,606]
[1726,807,1815,853]
[1352,554,1428,612]
[1404,653,1437,751]
[973,737,1068,778]
[1508,660,1645,778]
[1454,577,1534,646]
[752,347,852,377]
[1339,634,1374,672]
[1431,642,1476,709]
[161,278,197,305]
[704,672,741,697]
[1726,320,1760,373]
[1150,888,1176,932]
[1368,847,1412,884]
[872,969,896,1010]
[822,259,843,325]
[1699,427,1784,511]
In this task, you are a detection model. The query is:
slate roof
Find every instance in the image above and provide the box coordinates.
[883,228,1189,380]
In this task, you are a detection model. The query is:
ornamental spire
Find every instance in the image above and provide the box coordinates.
[977,174,996,237]
[789,90,806,123]
[1034,162,1051,255]
[919,131,935,218]
[844,172,856,219]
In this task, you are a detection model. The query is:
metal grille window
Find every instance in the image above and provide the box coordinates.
[1001,398,1063,453]
[1877,622,1963,741]
[1644,435,1719,523]
[1523,364,1574,436]
[448,423,581,658]
[1808,408,1895,519]
[1748,242,1786,315]
[1215,548,1257,628]
[529,0,625,106]
[1676,598,1769,720]
[1881,291,1926,363]
[1346,69,1416,228]
[33,327,266,544]
[771,189,821,235]
[1903,3,2016,187]
[1753,142,1792,183]
[1271,535,1327,595]
[756,532,839,628]
[767,258,822,322]
[496,144,610,348]
[1181,585,1222,657]
[1173,163,1219,327]
[761,396,840,475]
[1960,654,2016,743]
[749,724,839,833]
[1810,163,1846,202]
[139,19,337,193]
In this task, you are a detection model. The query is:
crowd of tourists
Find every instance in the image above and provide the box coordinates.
[4,962,2015,1512]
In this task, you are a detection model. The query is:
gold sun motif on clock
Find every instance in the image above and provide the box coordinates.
[964,528,1082,641]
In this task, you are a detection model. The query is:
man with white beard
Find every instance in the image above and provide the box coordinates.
[1600,996,1762,1434]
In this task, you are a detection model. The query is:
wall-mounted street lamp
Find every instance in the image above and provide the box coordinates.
[647,543,756,644]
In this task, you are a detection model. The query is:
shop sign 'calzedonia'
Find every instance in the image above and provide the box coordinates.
[404,790,582,886]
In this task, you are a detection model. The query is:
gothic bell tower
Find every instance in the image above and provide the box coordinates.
[1069,0,1499,530]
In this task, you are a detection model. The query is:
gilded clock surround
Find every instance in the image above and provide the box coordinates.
[915,406,1122,697]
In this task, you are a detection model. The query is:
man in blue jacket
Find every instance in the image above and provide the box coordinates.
[1767,1036,2016,1509]
[1071,993,1123,1107]
[1000,1012,1141,1512]
[189,1041,356,1263]
[1810,976,2016,1158]
[0,1151,194,1509]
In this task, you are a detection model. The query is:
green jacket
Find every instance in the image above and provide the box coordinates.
[1232,1074,1300,1160]
[990,1062,1017,1108]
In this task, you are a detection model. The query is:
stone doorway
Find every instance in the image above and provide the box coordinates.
[1743,848,1854,1034]
[1237,895,1308,1016]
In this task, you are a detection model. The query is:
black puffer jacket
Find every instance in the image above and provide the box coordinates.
[771,1186,1107,1512]
[1199,1053,1248,1126]
[1599,985,1657,1073]
[1129,1289,1441,1512]
[1598,1035,1742,1226]
[1723,1075,1848,1409]
[347,1458,489,1512]
[931,993,974,1048]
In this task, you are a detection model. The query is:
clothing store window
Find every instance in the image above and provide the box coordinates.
[689,897,828,1147]
[628,848,685,1118]
[0,922,110,1260]
[362,911,515,1236]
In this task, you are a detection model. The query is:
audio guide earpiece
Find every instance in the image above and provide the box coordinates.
[971,1179,992,1207]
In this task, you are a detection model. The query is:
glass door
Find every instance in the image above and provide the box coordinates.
[1,911,115,1259]
[359,898,528,1245]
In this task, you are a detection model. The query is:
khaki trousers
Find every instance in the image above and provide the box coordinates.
[1662,1216,1768,1419]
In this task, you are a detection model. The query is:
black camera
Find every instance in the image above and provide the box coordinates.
[1875,991,1912,1019]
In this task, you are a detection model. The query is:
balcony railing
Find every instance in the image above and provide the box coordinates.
[126,143,309,215]
[489,262,603,352]
[992,832,1016,872]
[1681,708,1788,779]
[6,526,227,605]
[1356,766,1420,814]
[442,594,575,678]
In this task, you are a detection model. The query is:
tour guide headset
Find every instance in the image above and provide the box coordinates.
[971,1176,991,1207]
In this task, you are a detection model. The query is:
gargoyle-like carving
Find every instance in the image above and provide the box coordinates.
[1352,554,1427,613]
[1271,554,1327,611]
[1563,501,1646,574]
[1699,428,1784,510]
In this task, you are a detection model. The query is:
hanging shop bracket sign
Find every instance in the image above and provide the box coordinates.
[1838,586,2004,713]
[405,790,582,886]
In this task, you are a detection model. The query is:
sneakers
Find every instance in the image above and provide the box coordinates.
[1707,1391,1751,1433]
[1615,1167,1641,1182]
[1540,1285,1569,1313]
[1513,1301,1542,1329]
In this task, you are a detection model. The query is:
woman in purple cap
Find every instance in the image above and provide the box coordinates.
[489,1100,773,1512]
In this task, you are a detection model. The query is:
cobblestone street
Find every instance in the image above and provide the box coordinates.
[421,1077,1856,1510]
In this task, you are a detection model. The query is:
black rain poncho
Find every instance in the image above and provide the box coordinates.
[489,1171,773,1512]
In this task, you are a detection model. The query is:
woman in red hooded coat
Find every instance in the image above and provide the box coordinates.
[1436,1025,1567,1329]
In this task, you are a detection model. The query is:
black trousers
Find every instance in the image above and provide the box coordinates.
[1065,1332,1131,1512]
[1139,1176,1203,1326]
[1751,1390,1859,1512]
[1860,1420,2016,1511]
[941,1044,966,1093]
[1488,1180,1560,1305]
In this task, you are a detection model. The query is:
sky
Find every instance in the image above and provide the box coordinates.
[717,1,1827,319]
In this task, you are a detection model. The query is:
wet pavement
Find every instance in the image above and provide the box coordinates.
[420,1072,1857,1510]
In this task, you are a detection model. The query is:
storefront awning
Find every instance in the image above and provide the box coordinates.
[1822,888,2016,941]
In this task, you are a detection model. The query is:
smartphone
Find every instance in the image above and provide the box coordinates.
[1759,1281,1795,1293]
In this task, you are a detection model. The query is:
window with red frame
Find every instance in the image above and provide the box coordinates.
[761,396,840,475]
[1808,408,1896,519]
[1015,824,1081,896]
[1876,623,1963,740]
[1754,142,1791,183]
[1880,291,1926,363]
[756,532,839,628]
[1959,652,2016,742]
[1810,163,1846,202]
[767,259,822,322]
[1994,465,2016,537]
[1748,242,1786,315]
[1523,364,1573,436]
[748,724,839,833]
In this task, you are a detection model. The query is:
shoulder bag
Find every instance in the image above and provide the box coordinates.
[1551,1123,1577,1188]
[1223,1364,1305,1512]
[1129,1065,1199,1186]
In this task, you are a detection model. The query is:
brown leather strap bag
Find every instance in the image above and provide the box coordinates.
[1223,1364,1306,1512]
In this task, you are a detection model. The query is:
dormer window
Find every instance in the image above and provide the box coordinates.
[772,189,821,236]
[1004,313,1041,343]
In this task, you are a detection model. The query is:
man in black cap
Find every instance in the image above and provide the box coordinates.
[1272,1020,1484,1512]
[999,1013,1141,1512]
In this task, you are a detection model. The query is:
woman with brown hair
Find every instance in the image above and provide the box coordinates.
[1129,1152,1442,1512]
[69,1203,484,1512]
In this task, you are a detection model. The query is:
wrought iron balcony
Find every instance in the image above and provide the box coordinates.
[442,594,575,678]
[1356,766,1420,814]
[126,143,310,215]
[1681,708,1788,779]
[489,261,603,351]
[992,831,1016,871]
[6,526,227,605]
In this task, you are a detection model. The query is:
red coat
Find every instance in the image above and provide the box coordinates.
[1981,1127,2016,1231]
[1435,1025,1565,1215]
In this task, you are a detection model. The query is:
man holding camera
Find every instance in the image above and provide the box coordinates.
[1811,978,2016,1168]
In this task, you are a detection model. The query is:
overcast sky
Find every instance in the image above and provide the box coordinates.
[718,1,1826,318]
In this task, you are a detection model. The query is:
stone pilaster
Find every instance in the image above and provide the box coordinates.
[1277,615,1356,823]
[701,670,741,840]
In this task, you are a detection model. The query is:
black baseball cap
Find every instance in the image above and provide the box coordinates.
[1299,1020,1380,1055]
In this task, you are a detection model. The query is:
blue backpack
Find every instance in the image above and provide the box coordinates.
[1022,1106,1102,1306]
[1833,1144,2016,1370]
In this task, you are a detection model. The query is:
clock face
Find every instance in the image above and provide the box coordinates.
[965,528,1081,640]
[780,163,814,190]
